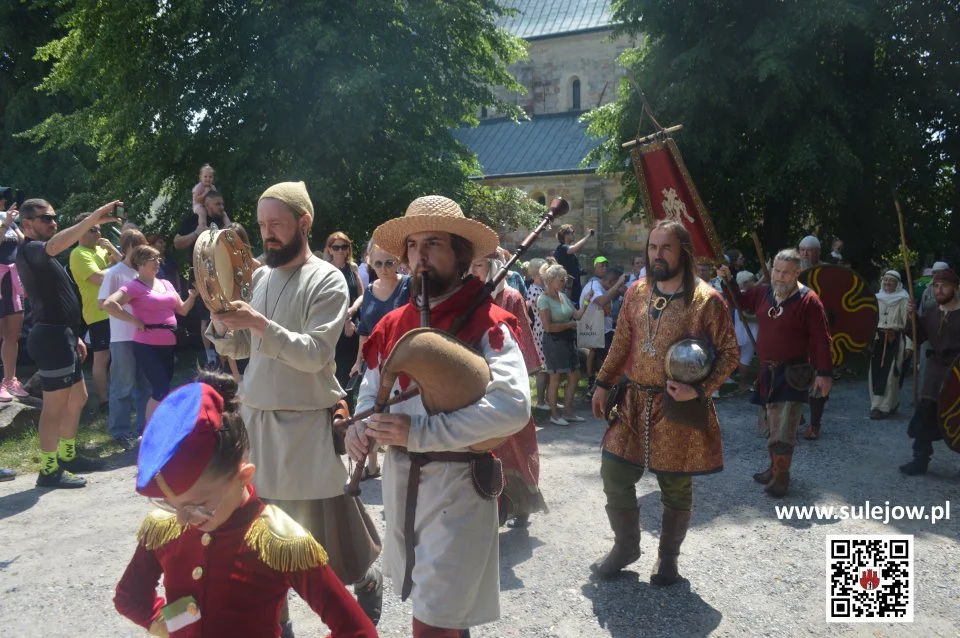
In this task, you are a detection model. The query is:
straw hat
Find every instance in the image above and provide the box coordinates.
[372,195,499,262]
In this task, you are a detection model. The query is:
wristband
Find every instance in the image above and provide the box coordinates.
[594,380,612,391]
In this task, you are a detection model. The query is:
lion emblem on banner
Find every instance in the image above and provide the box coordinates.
[661,187,694,223]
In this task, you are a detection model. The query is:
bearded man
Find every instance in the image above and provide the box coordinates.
[797,234,834,439]
[205,182,381,633]
[719,249,833,497]
[589,220,739,585]
[899,268,960,475]
[345,195,531,637]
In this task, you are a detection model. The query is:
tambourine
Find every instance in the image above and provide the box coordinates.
[192,228,255,312]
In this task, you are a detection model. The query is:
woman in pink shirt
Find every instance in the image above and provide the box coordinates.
[103,245,197,420]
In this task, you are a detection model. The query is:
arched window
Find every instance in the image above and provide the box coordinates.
[571,78,581,111]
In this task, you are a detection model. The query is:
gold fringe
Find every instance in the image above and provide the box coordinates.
[137,511,186,550]
[244,505,329,572]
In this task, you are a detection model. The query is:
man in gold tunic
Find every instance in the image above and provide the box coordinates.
[590,220,739,585]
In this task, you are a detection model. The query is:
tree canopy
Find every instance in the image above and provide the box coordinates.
[585,0,959,273]
[0,0,96,212]
[24,0,526,244]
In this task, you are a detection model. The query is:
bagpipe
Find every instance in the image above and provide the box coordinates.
[334,197,571,497]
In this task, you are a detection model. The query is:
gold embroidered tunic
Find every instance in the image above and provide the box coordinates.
[597,278,739,474]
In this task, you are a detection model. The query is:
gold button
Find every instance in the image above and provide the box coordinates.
[192,566,203,580]
[201,533,212,546]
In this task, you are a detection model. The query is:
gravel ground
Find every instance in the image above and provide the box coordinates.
[1,377,958,637]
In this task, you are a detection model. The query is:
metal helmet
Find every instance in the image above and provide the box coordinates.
[665,338,715,384]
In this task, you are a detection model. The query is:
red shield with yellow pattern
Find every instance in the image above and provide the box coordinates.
[630,137,724,263]
[937,355,960,454]
[799,265,878,367]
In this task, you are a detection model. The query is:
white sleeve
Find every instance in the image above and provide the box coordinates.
[406,324,531,452]
[356,362,381,416]
[97,268,115,301]
[205,323,252,360]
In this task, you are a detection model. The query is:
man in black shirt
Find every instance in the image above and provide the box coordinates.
[553,223,594,307]
[17,198,122,488]
[173,190,230,367]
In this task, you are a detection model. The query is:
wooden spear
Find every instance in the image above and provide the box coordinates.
[741,193,770,282]
[893,193,919,405]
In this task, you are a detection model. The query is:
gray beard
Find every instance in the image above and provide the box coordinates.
[773,282,797,300]
[800,259,816,271]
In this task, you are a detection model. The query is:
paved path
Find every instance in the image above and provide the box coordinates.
[1,379,958,636]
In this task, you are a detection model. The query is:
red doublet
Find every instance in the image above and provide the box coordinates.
[731,283,833,373]
[114,487,377,637]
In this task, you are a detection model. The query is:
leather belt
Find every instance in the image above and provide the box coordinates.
[143,323,177,332]
[399,449,487,600]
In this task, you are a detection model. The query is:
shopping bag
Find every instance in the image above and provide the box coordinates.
[577,303,605,349]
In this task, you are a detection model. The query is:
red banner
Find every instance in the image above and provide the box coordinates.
[630,137,723,263]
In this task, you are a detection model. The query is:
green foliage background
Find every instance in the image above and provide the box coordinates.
[584,0,959,274]
[12,0,528,250]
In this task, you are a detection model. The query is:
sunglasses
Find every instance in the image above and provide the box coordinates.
[372,259,396,269]
[89,226,102,234]
[31,214,57,224]
[329,244,351,251]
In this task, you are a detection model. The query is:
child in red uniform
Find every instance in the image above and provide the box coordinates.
[114,370,377,637]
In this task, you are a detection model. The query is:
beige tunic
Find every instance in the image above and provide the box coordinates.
[206,255,349,500]
[356,325,530,629]
[869,293,913,412]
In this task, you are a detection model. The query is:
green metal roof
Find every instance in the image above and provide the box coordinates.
[453,112,602,179]
[497,0,615,40]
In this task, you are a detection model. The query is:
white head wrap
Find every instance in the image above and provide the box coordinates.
[799,235,821,250]
[877,269,908,304]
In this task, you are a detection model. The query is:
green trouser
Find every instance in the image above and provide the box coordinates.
[600,454,692,511]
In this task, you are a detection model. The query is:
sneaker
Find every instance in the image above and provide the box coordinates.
[535,403,551,411]
[58,454,106,473]
[4,378,29,398]
[0,385,11,402]
[0,467,15,482]
[36,467,87,489]
[565,415,586,423]
[549,416,570,426]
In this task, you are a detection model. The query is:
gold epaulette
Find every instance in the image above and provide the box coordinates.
[244,504,329,572]
[137,510,186,551]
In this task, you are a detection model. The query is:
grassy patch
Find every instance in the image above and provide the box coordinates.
[0,350,212,473]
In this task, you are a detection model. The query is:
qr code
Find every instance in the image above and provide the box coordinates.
[826,534,913,622]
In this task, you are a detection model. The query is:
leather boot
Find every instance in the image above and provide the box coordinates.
[764,451,792,498]
[752,446,774,484]
[650,507,692,586]
[590,507,641,578]
[899,453,930,476]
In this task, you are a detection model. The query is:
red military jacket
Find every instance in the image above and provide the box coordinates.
[114,486,377,637]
